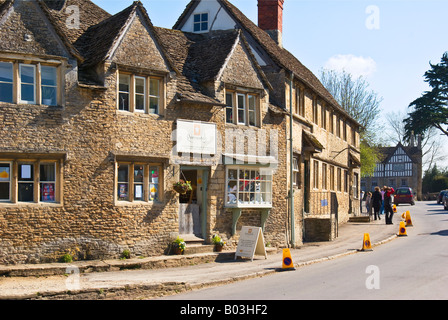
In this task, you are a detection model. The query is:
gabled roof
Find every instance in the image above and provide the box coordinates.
[379,142,422,165]
[174,0,360,126]
[0,0,82,60]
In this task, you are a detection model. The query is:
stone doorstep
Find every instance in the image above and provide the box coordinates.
[0,247,279,278]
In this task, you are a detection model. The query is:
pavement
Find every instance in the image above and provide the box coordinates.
[0,213,401,300]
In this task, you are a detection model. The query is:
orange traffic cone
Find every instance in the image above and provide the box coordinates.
[278,248,295,271]
[405,211,413,227]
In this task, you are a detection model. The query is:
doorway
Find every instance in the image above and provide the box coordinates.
[178,167,209,240]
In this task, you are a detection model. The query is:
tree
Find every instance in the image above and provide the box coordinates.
[320,69,383,142]
[404,52,448,139]
[320,69,383,176]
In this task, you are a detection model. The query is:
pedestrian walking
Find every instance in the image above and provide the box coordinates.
[383,186,395,224]
[380,187,385,215]
[366,192,372,216]
[372,187,382,220]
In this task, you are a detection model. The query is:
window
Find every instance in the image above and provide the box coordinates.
[41,66,57,106]
[345,170,349,193]
[117,162,161,203]
[343,120,347,141]
[118,74,130,111]
[337,168,342,192]
[18,163,34,202]
[313,160,319,189]
[0,159,60,204]
[118,73,162,114]
[293,156,300,187]
[0,62,13,103]
[19,64,36,104]
[40,163,56,202]
[149,78,160,114]
[134,76,146,112]
[225,93,233,124]
[193,13,208,32]
[321,105,327,130]
[329,111,334,134]
[313,98,318,124]
[336,116,341,138]
[330,165,335,191]
[0,163,11,201]
[226,91,259,126]
[354,173,359,198]
[322,163,327,190]
[226,167,272,207]
[237,93,246,124]
[248,95,257,126]
[117,164,129,201]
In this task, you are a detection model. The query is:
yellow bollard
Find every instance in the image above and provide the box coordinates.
[393,205,397,213]
[398,221,407,237]
[361,233,373,251]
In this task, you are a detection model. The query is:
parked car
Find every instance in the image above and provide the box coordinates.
[443,193,448,210]
[394,187,415,206]
[437,190,448,204]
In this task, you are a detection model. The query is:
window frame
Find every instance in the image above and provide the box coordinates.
[225,166,273,208]
[117,72,163,115]
[19,64,36,105]
[225,90,260,127]
[193,12,209,32]
[0,161,12,202]
[116,162,162,204]
[41,65,58,106]
[0,159,61,205]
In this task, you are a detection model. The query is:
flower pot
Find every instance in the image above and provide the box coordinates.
[173,185,189,194]
[215,244,223,252]
[173,246,183,255]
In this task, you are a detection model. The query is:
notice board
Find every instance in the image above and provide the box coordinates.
[235,226,267,261]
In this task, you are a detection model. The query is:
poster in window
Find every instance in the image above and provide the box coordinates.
[21,165,31,179]
[0,166,9,182]
[118,184,128,199]
[135,185,143,199]
[42,183,55,202]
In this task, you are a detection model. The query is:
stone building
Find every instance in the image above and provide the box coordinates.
[0,0,360,265]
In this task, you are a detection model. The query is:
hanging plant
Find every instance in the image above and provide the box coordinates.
[173,179,192,194]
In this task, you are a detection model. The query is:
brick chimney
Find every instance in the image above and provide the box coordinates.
[258,0,284,47]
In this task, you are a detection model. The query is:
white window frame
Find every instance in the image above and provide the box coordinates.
[248,94,257,126]
[225,166,273,208]
[193,12,209,32]
[19,64,36,104]
[237,93,246,125]
[134,76,146,113]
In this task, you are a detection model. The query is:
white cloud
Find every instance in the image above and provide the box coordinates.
[324,54,377,78]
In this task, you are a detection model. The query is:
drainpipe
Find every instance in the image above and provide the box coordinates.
[289,71,295,247]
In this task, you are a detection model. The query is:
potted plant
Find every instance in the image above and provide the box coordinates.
[173,179,192,194]
[172,236,186,255]
[212,234,225,252]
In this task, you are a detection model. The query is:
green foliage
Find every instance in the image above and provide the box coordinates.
[405,52,448,139]
[360,141,380,178]
[422,165,448,193]
[172,236,186,251]
[60,253,73,263]
[211,234,225,246]
[121,249,131,260]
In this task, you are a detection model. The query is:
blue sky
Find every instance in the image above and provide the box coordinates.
[92,0,448,151]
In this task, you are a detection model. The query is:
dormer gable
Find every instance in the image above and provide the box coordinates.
[0,0,80,60]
